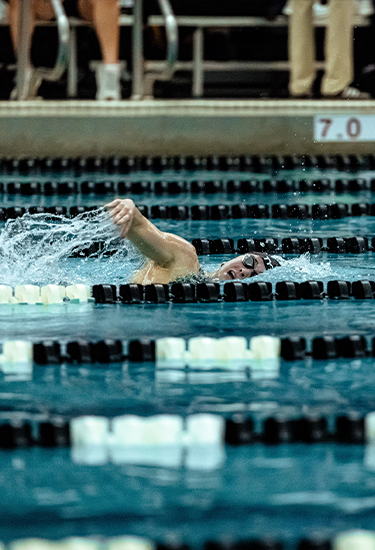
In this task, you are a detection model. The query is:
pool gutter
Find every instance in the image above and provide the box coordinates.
[1,99,375,157]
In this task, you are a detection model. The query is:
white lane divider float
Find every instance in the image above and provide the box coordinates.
[216,336,248,363]
[70,416,111,465]
[0,285,16,304]
[0,341,33,374]
[0,284,94,305]
[156,337,186,367]
[364,412,375,471]
[41,285,66,305]
[333,531,375,550]
[111,414,184,467]
[57,538,102,550]
[71,416,111,446]
[71,413,225,470]
[9,539,154,550]
[365,411,375,443]
[66,284,94,303]
[9,540,58,550]
[185,413,226,470]
[14,285,42,305]
[249,336,281,360]
[185,414,224,445]
[106,537,155,550]
[8,535,375,550]
[249,336,281,379]
[156,336,281,371]
[188,337,218,366]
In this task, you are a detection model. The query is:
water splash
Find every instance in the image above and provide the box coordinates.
[201,253,375,284]
[268,253,375,283]
[0,209,142,287]
[262,254,336,282]
[1,211,375,287]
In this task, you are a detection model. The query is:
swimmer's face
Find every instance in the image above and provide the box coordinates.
[214,254,266,281]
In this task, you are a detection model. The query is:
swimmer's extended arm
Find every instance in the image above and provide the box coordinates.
[106,199,197,268]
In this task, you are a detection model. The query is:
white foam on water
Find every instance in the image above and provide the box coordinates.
[0,209,142,286]
[260,253,375,283]
[260,254,336,282]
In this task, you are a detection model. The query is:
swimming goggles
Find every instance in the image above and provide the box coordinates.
[242,253,273,271]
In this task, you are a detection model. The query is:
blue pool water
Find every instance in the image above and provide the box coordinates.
[0,445,375,544]
[4,354,375,417]
[1,168,375,544]
[0,297,375,341]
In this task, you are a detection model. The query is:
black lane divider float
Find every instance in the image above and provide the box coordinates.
[92,280,375,304]
[8,203,375,220]
[0,418,70,449]
[3,178,375,196]
[69,237,375,257]
[0,409,369,450]
[226,414,369,445]
[3,337,374,450]
[2,153,375,175]
[31,333,375,364]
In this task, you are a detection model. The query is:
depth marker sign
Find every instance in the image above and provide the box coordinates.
[314,115,375,142]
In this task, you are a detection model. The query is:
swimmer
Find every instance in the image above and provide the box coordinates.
[106,198,280,284]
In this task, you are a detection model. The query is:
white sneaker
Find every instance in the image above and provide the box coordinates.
[0,0,7,24]
[284,0,374,18]
[10,66,42,100]
[95,63,122,101]
[282,0,292,15]
[283,1,329,19]
[326,86,371,100]
[357,0,374,16]
[313,1,329,20]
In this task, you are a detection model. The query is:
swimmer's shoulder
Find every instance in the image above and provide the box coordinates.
[131,237,199,284]
[159,233,199,272]
[171,237,199,267]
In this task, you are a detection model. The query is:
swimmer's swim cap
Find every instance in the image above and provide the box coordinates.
[243,252,280,271]
[259,252,280,270]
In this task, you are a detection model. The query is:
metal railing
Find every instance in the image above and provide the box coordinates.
[132,0,178,99]
[15,0,69,100]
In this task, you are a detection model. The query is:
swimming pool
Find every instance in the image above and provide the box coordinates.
[1,161,375,547]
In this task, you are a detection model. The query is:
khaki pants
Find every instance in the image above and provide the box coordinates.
[289,0,355,96]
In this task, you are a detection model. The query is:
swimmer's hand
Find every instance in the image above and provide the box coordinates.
[105,198,136,238]
[105,197,199,271]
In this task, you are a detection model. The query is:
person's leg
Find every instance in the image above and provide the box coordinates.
[288,0,315,97]
[321,0,355,96]
[77,0,119,64]
[33,0,55,19]
[8,0,55,98]
[77,0,121,99]
[8,0,55,53]
[8,0,32,54]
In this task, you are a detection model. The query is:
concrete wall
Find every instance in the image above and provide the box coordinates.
[1,99,375,157]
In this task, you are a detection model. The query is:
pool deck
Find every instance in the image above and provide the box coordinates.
[1,99,375,157]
